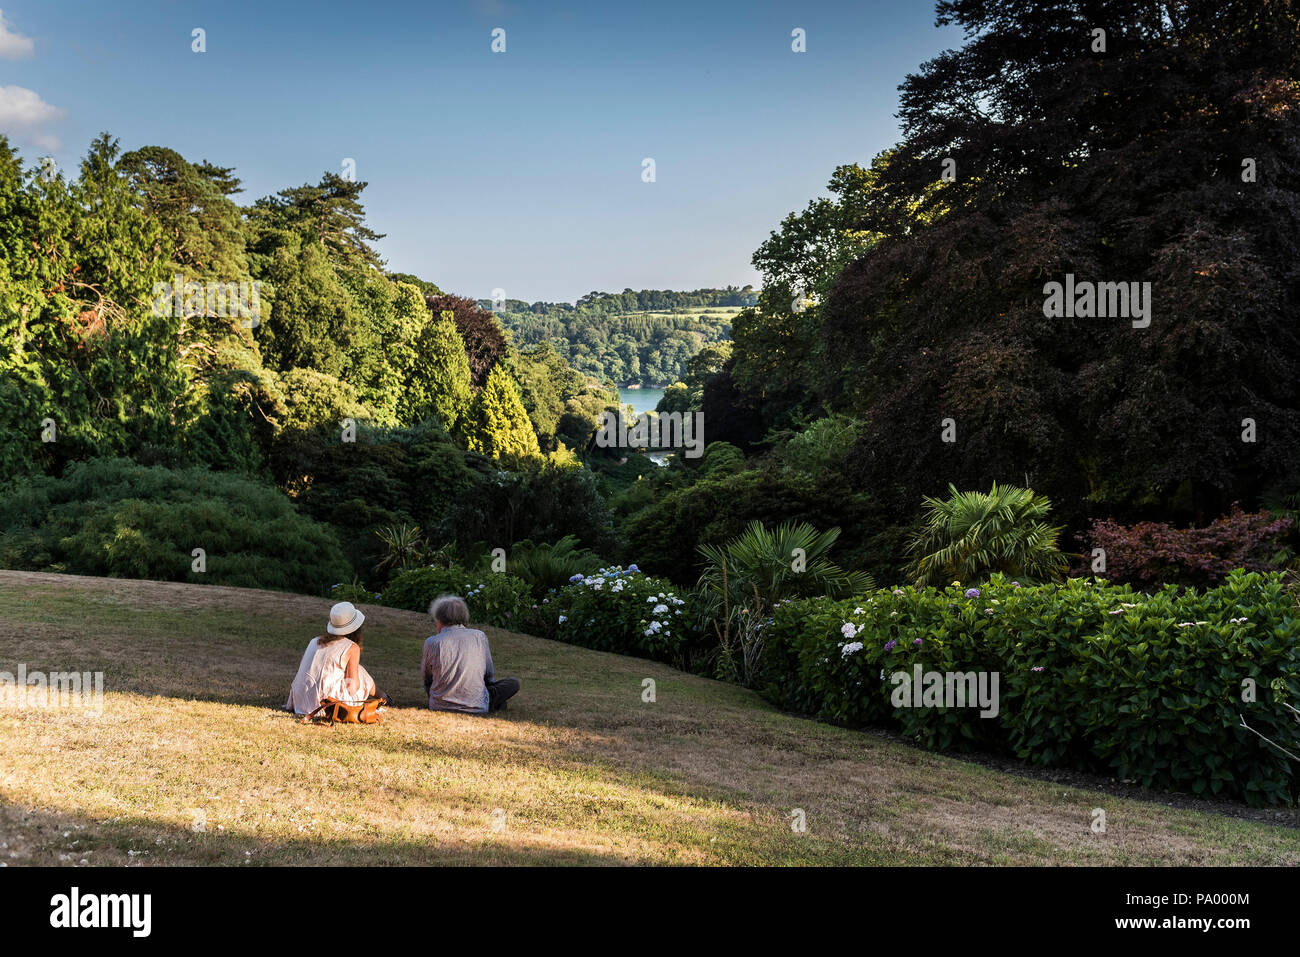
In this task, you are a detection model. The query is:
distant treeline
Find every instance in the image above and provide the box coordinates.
[487,287,753,386]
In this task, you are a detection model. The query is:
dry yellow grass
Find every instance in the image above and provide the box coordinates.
[1,570,1297,866]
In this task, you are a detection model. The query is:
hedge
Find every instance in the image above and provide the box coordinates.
[761,572,1300,806]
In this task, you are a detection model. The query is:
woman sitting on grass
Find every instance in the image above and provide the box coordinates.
[285,601,385,720]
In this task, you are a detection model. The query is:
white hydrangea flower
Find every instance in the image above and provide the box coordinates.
[653,603,669,614]
[841,642,864,657]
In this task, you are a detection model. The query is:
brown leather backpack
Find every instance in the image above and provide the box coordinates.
[304,696,385,725]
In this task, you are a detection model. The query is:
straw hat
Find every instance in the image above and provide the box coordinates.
[326,601,365,636]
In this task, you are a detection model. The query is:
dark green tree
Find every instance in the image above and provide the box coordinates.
[819,0,1300,525]
[405,308,473,434]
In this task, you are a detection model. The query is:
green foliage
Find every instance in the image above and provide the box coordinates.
[462,574,534,629]
[505,535,604,598]
[731,154,896,399]
[699,520,874,687]
[655,383,691,415]
[328,579,381,604]
[377,564,530,629]
[273,420,478,578]
[517,566,704,666]
[462,364,541,460]
[0,458,350,594]
[0,135,188,474]
[699,520,874,614]
[699,441,745,478]
[493,289,750,387]
[906,483,1069,587]
[403,308,472,433]
[512,341,615,451]
[762,572,1300,806]
[253,238,359,378]
[623,467,874,586]
[443,456,619,559]
[373,523,431,575]
[374,565,471,613]
[776,414,860,477]
[277,367,370,434]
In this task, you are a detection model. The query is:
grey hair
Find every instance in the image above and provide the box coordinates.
[429,594,470,627]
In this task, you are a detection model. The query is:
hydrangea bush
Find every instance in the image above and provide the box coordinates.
[516,565,704,664]
[762,572,1300,806]
[376,564,530,628]
[329,580,381,604]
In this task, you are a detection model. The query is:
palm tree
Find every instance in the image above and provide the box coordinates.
[905,482,1068,587]
[698,520,873,612]
[373,523,429,575]
[507,535,603,597]
[698,520,873,686]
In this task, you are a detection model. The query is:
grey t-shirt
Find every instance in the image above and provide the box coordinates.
[421,625,494,714]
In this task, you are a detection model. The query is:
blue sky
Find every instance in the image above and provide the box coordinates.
[0,0,961,302]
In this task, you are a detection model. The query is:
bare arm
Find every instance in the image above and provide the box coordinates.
[344,643,361,696]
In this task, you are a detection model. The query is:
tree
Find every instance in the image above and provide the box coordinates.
[731,154,899,402]
[424,293,508,389]
[820,0,1300,526]
[0,134,188,473]
[463,364,540,459]
[247,171,385,272]
[906,484,1069,587]
[404,308,472,434]
[119,146,248,281]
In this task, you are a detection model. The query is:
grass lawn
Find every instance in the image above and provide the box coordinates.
[1,569,1297,866]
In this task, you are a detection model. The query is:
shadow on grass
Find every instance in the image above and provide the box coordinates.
[0,801,633,866]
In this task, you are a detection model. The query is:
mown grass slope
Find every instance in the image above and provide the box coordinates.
[1,570,1297,866]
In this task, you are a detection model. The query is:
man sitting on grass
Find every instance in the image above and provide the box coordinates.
[421,594,521,714]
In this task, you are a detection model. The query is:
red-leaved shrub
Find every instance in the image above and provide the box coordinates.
[1081,507,1292,590]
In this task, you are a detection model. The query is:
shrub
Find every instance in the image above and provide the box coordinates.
[462,574,533,628]
[272,419,477,579]
[505,536,604,598]
[623,466,874,586]
[1082,507,1293,591]
[698,520,873,684]
[442,457,620,558]
[0,458,351,594]
[699,520,874,611]
[762,571,1300,806]
[777,413,861,477]
[699,441,745,478]
[377,566,472,612]
[329,580,382,604]
[377,563,531,629]
[518,566,705,666]
[906,482,1069,586]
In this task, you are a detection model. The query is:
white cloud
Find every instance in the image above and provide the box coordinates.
[0,10,34,59]
[0,85,65,150]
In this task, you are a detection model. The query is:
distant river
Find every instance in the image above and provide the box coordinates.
[620,386,666,417]
[616,386,670,466]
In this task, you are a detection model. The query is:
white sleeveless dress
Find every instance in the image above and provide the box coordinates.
[285,636,376,714]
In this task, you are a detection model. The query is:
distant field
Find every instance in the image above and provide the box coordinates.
[2,571,1298,866]
[496,303,740,387]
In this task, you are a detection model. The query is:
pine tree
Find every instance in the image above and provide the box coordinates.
[463,363,540,459]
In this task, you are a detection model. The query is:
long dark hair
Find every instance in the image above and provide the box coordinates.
[319,626,364,649]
